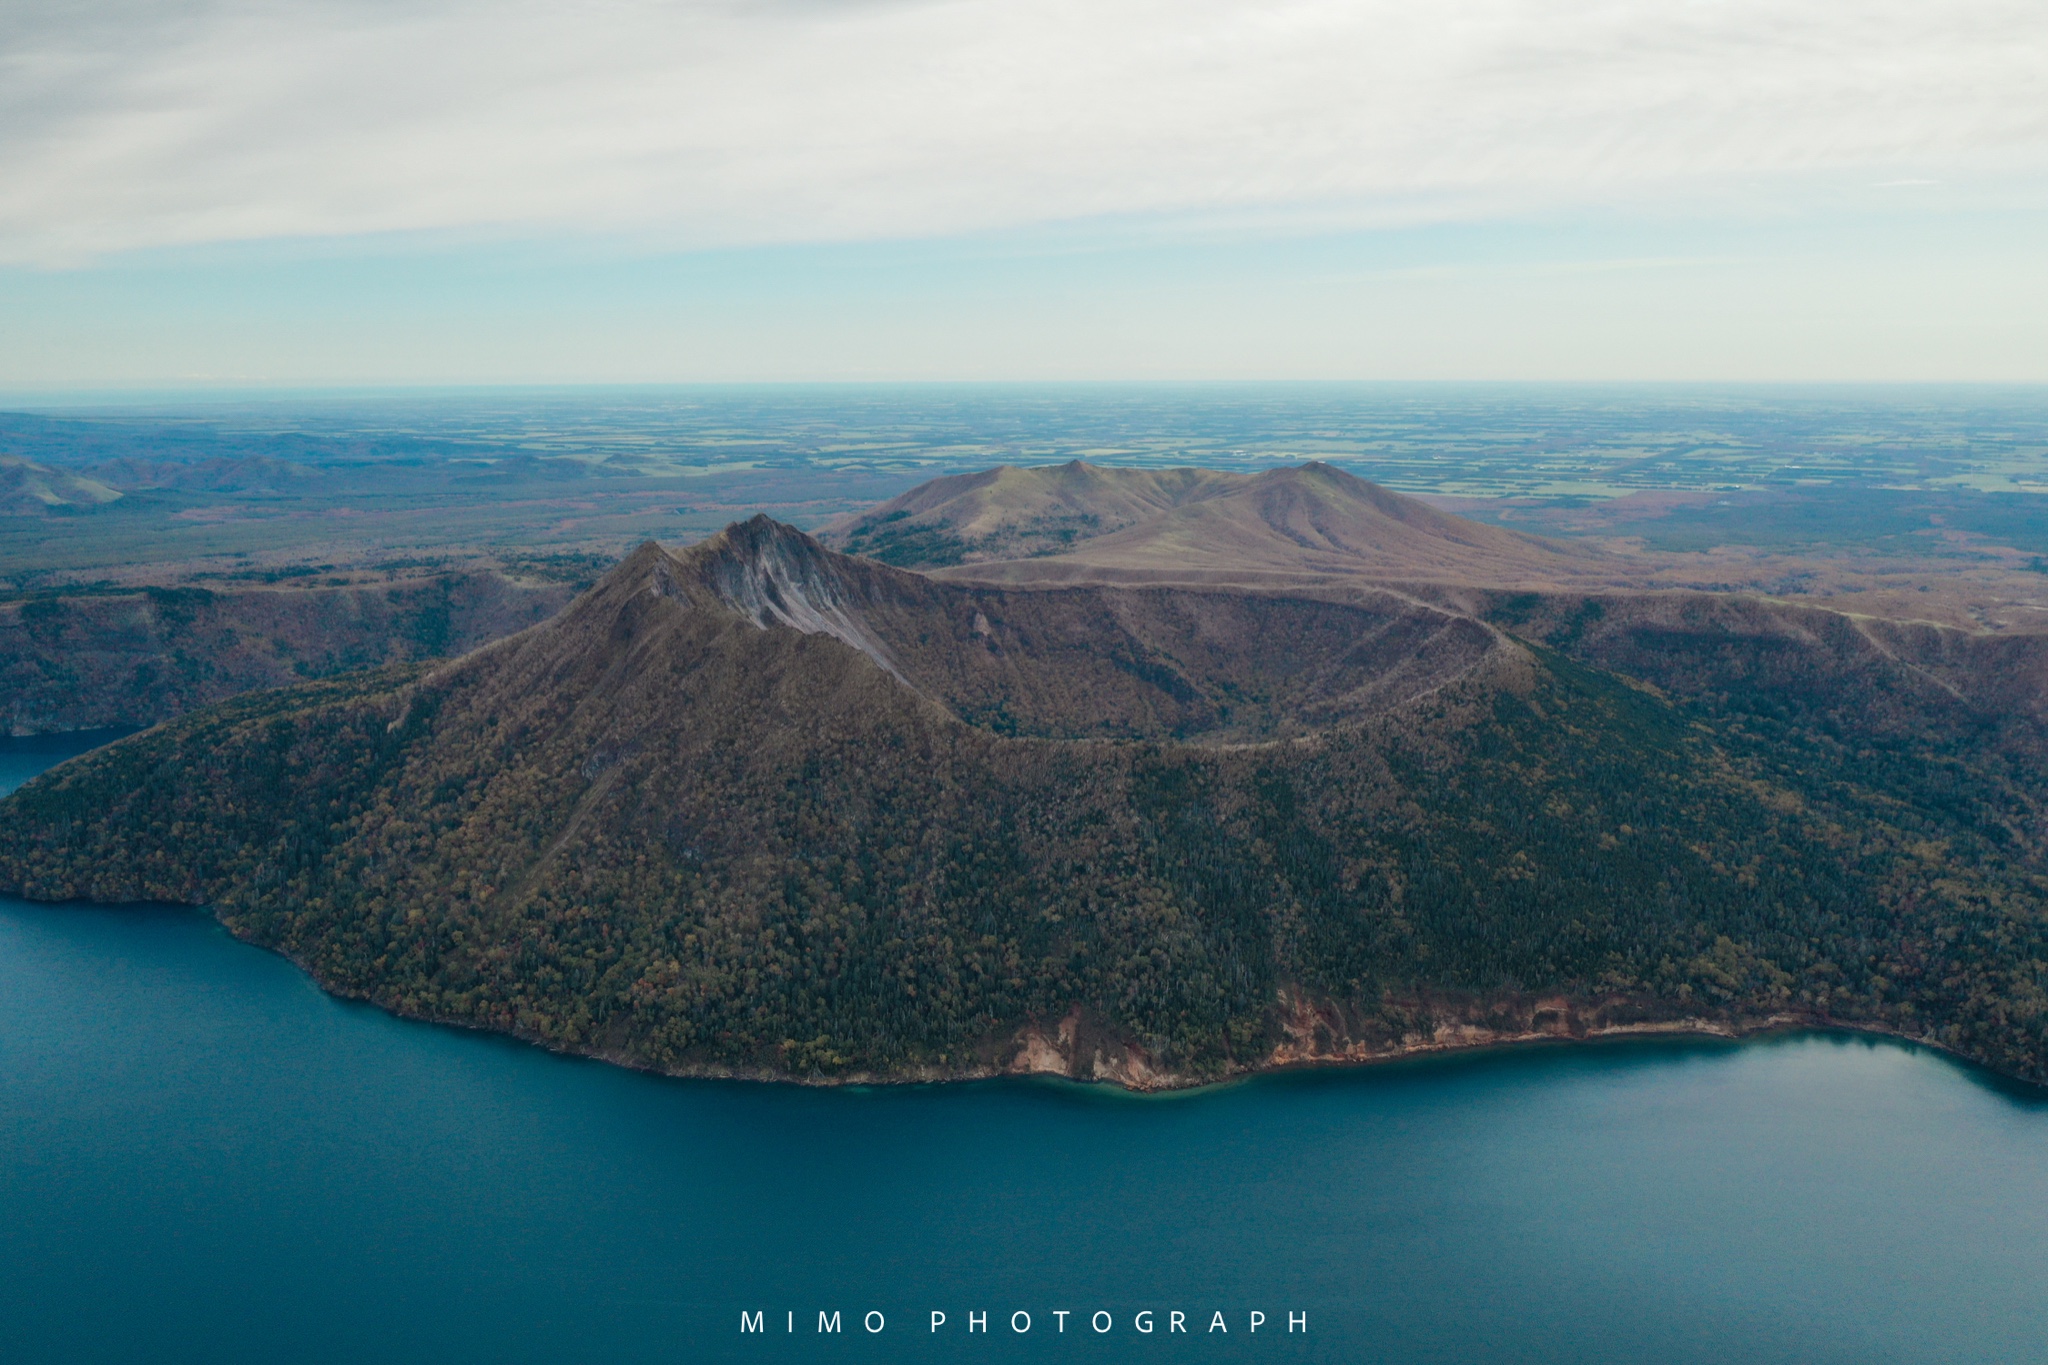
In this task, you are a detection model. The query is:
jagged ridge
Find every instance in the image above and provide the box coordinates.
[584,515,1513,742]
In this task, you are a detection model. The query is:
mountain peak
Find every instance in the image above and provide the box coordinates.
[680,516,917,686]
[690,515,845,622]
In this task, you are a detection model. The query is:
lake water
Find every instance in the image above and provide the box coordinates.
[4,733,2048,1364]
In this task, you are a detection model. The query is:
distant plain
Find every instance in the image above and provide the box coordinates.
[5,386,2046,626]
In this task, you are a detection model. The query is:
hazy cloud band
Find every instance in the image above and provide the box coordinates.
[3,0,2044,262]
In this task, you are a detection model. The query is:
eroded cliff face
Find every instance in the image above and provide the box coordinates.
[685,515,920,691]
[1001,1009,1173,1089]
[987,994,1826,1092]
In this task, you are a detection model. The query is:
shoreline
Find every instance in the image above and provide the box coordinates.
[237,911,2001,1095]
[4,892,2024,1096]
[352,993,2013,1097]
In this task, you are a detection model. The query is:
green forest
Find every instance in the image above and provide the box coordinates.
[5,614,2044,1086]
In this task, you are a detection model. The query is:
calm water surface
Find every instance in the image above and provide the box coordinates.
[4,733,2047,1364]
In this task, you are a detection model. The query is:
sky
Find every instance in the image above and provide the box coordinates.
[2,0,2045,386]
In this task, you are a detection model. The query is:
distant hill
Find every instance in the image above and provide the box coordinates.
[7,516,2047,1090]
[0,456,123,514]
[77,454,323,496]
[2,441,332,514]
[823,460,1608,587]
[822,462,1245,564]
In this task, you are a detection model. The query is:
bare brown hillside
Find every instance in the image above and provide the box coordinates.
[824,460,1611,588]
[827,462,2048,632]
[819,461,1244,565]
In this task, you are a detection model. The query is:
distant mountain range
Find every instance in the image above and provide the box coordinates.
[4,465,2045,1089]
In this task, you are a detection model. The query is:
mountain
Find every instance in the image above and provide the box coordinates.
[2,573,574,736]
[823,460,1608,587]
[6,515,2046,1089]
[77,454,323,495]
[822,462,1246,565]
[0,456,123,514]
[676,514,1506,742]
[1,448,331,515]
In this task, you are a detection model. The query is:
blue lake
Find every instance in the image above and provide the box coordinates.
[4,732,2048,1364]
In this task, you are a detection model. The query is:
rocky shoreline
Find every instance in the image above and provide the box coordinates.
[3,890,1992,1093]
[563,1001,1955,1094]
[252,926,1960,1094]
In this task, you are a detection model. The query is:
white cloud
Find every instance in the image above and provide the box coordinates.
[1,0,2043,263]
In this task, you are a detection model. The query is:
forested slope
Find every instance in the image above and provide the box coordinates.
[1,573,572,735]
[3,521,2045,1087]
